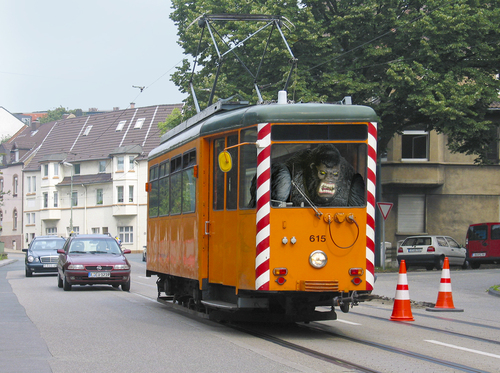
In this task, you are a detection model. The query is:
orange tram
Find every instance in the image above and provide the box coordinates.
[146,93,378,322]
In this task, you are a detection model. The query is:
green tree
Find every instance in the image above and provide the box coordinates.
[158,107,183,134]
[170,0,500,162]
[40,107,82,123]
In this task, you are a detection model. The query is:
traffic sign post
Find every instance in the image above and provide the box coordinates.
[377,202,393,270]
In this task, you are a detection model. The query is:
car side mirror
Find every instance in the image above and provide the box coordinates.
[57,249,65,254]
[122,249,132,254]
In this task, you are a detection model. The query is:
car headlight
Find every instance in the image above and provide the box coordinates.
[27,255,35,263]
[309,250,328,269]
[114,264,130,270]
[68,264,84,270]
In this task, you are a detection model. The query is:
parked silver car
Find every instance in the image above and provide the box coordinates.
[397,235,468,270]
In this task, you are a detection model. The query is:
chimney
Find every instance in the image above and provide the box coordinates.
[31,120,40,131]
[113,107,120,111]
[130,102,135,109]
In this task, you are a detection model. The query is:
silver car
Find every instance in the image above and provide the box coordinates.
[397,235,468,270]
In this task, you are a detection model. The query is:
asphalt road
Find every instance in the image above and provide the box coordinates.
[2,251,499,372]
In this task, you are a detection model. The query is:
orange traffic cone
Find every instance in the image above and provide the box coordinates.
[426,257,463,312]
[390,260,414,321]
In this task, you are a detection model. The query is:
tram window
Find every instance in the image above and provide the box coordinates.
[148,165,159,217]
[158,161,169,216]
[213,138,225,210]
[265,143,367,208]
[170,156,182,215]
[239,128,257,209]
[182,168,196,213]
[226,135,238,210]
[271,124,368,141]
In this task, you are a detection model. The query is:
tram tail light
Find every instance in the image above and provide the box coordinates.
[145,183,151,192]
[349,268,364,276]
[273,268,288,276]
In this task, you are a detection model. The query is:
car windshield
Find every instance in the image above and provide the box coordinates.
[403,237,431,246]
[68,238,122,254]
[32,239,65,251]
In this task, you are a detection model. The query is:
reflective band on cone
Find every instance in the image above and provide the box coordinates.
[426,257,463,312]
[390,260,414,321]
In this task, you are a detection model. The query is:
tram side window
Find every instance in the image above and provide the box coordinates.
[170,156,182,215]
[181,149,196,213]
[239,128,257,209]
[148,165,159,217]
[226,135,238,210]
[158,161,170,216]
[213,138,225,210]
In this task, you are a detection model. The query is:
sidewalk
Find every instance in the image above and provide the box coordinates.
[0,247,21,267]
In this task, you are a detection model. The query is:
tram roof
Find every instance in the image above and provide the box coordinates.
[149,102,378,159]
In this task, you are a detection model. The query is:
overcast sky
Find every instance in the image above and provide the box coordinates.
[0,0,188,114]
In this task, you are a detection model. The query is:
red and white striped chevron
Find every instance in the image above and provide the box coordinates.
[365,122,378,291]
[255,122,271,290]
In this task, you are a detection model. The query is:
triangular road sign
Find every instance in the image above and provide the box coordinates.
[377,202,393,220]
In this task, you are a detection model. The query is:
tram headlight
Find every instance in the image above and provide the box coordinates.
[309,250,327,269]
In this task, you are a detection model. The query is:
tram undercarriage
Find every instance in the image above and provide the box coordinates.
[153,273,371,323]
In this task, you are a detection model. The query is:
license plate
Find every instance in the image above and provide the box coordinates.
[407,248,422,253]
[89,272,111,278]
[43,264,57,268]
[472,252,486,257]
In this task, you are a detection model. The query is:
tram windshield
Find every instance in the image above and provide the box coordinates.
[240,126,368,209]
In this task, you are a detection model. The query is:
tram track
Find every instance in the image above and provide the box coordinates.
[136,291,491,372]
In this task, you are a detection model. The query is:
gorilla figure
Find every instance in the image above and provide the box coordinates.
[249,144,365,207]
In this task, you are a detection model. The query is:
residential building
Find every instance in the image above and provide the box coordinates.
[380,107,500,264]
[20,104,181,251]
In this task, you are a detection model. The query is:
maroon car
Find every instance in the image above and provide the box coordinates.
[57,234,131,291]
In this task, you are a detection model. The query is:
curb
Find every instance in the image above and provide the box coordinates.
[488,287,500,297]
[0,259,17,267]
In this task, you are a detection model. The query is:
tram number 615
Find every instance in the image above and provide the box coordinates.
[310,235,326,242]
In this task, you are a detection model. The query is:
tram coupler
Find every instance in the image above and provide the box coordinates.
[334,291,362,313]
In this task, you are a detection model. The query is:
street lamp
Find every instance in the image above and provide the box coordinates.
[62,162,74,234]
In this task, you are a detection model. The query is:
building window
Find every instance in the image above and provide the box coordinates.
[43,164,49,177]
[32,176,36,192]
[27,176,31,193]
[99,161,106,173]
[116,120,126,131]
[68,226,79,235]
[92,227,100,234]
[13,176,18,196]
[26,213,31,224]
[118,226,133,243]
[117,186,124,203]
[129,185,134,203]
[31,213,35,224]
[74,164,81,175]
[398,195,425,233]
[129,156,135,171]
[13,209,18,230]
[0,177,3,193]
[401,130,429,161]
[134,118,145,129]
[96,189,103,205]
[43,192,48,208]
[46,227,57,235]
[54,163,59,176]
[53,191,58,207]
[72,191,78,207]
[117,157,124,172]
[83,125,92,136]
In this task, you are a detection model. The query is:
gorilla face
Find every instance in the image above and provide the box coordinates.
[312,162,340,198]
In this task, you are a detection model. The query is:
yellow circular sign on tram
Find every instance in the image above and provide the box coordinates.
[218,151,232,172]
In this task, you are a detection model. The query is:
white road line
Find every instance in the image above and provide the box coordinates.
[132,292,158,303]
[336,319,361,325]
[132,281,156,288]
[425,340,500,359]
